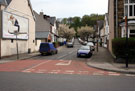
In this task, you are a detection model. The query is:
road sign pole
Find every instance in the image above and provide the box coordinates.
[125,16,128,68]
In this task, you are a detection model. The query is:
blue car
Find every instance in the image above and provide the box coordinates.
[77,45,92,57]
[39,43,58,55]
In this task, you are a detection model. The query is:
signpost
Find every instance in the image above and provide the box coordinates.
[125,16,128,68]
[9,31,27,60]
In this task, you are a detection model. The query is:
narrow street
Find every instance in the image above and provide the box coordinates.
[0,39,135,91]
[0,39,122,76]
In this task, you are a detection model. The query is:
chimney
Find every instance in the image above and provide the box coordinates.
[40,12,44,17]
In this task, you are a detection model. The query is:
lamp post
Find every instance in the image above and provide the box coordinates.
[125,15,128,68]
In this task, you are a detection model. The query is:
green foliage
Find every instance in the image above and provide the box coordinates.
[61,14,105,37]
[112,38,135,62]
[61,18,68,24]
[53,42,59,48]
[69,17,81,31]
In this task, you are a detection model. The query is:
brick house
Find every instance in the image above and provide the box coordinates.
[108,0,135,53]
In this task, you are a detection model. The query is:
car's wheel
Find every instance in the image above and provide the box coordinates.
[88,53,92,57]
[77,54,80,57]
[50,51,54,55]
[41,53,44,56]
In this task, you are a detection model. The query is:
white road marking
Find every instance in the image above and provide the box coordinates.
[65,70,74,73]
[108,72,117,74]
[93,73,103,75]
[48,72,58,74]
[125,74,135,77]
[108,73,120,76]
[68,51,74,54]
[56,60,72,66]
[57,50,75,59]
[22,60,51,72]
[22,70,31,73]
[52,70,61,72]
[57,55,67,59]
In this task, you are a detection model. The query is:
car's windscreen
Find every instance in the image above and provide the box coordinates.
[80,46,90,50]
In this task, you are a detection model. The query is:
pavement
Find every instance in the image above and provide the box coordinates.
[0,46,65,64]
[0,45,135,74]
[86,47,135,74]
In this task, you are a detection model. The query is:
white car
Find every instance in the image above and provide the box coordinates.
[87,42,95,51]
[66,42,74,47]
[77,45,92,57]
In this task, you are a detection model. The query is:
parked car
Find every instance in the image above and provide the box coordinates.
[77,45,92,58]
[83,41,87,45]
[39,43,58,55]
[87,42,95,51]
[66,42,74,48]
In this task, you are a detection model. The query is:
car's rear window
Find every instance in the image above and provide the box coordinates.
[80,46,90,50]
[40,44,49,48]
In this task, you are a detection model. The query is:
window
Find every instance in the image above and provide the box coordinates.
[129,0,135,3]
[130,30,135,37]
[124,0,135,18]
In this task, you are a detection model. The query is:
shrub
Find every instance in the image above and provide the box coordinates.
[53,42,59,48]
[112,38,135,63]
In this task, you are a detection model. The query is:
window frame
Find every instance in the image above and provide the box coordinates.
[124,0,135,18]
[129,30,135,37]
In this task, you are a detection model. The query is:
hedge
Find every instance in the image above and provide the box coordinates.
[112,38,135,62]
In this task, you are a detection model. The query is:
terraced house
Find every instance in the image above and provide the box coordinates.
[108,0,135,53]
[0,0,35,58]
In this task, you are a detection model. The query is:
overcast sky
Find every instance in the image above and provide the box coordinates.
[31,0,108,18]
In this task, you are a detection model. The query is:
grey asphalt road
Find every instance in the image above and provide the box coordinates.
[31,39,88,61]
[1,39,135,91]
[30,39,88,61]
[0,72,135,91]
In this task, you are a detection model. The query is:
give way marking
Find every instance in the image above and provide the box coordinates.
[56,60,72,66]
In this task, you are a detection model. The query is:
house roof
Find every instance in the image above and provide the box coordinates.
[97,20,104,30]
[43,15,56,26]
[36,31,49,39]
[0,0,7,5]
[34,11,50,32]
[50,17,56,26]
[6,0,11,5]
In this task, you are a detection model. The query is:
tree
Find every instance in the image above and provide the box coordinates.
[61,18,68,24]
[69,16,81,36]
[58,24,76,41]
[78,26,94,41]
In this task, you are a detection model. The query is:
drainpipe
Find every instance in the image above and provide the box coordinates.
[116,0,118,38]
[0,12,1,59]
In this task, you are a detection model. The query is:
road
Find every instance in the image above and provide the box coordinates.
[0,39,135,91]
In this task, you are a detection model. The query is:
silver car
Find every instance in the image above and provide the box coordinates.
[66,42,74,48]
